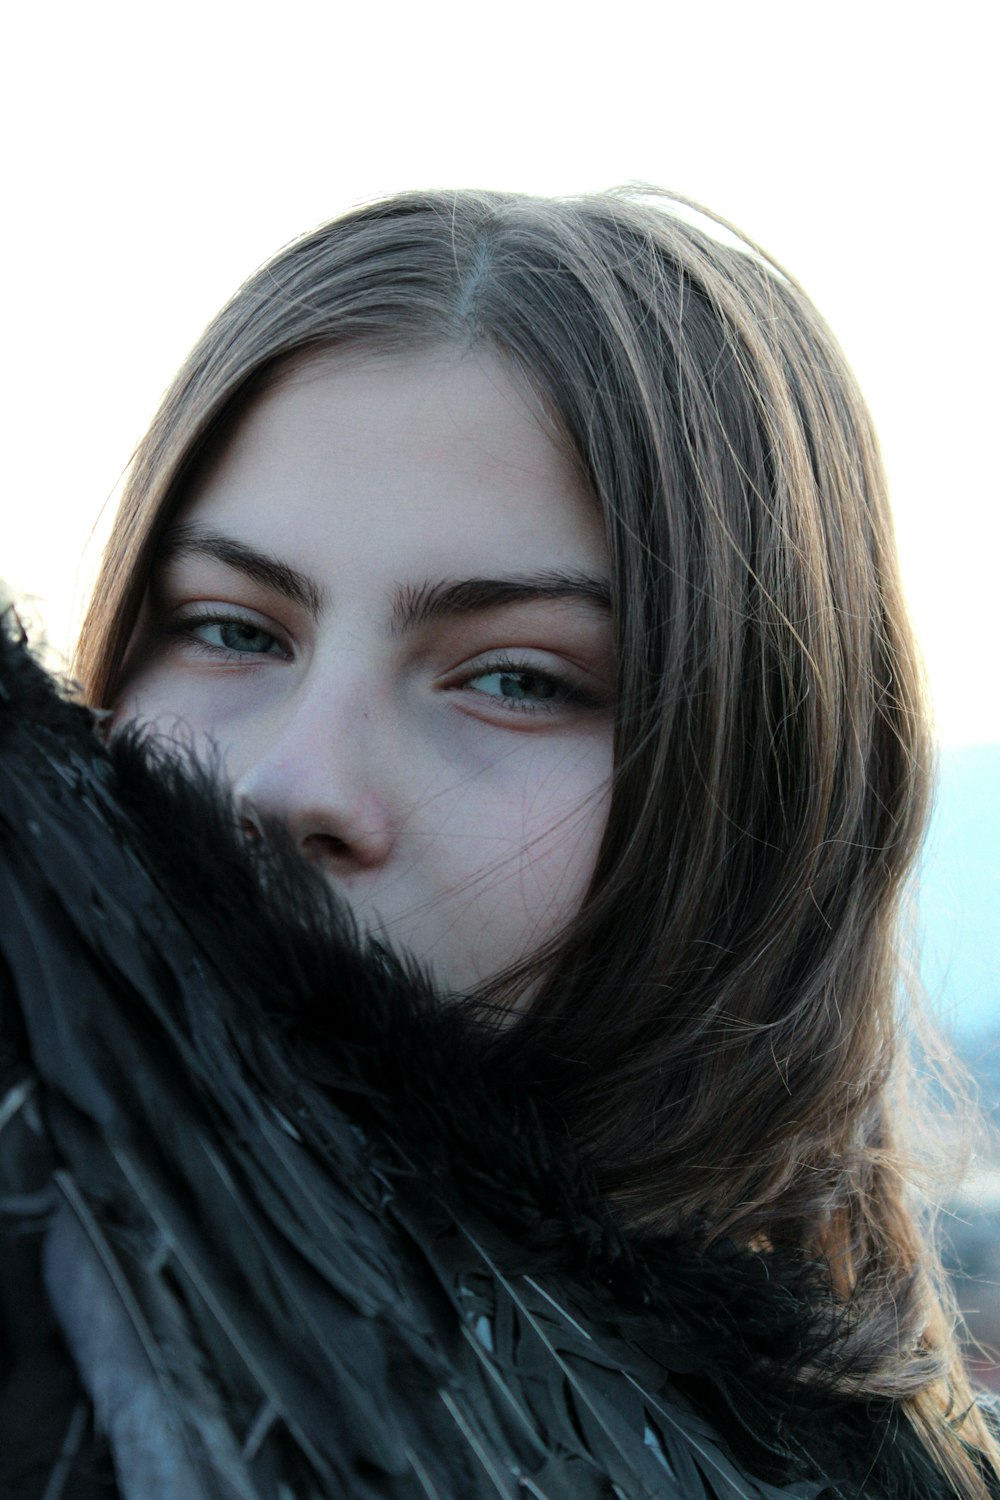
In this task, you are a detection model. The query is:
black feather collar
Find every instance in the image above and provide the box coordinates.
[0,615,979,1498]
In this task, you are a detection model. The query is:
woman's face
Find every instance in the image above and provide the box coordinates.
[114,350,615,996]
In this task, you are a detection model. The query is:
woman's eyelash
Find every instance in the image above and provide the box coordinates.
[457,658,603,714]
[160,614,602,714]
[162,611,289,659]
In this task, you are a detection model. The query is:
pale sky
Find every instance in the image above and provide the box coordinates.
[2,0,996,745]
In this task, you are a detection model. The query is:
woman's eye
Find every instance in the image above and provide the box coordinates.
[171,615,287,658]
[469,669,562,704]
[462,662,598,714]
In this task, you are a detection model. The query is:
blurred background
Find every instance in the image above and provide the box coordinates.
[2,0,997,1372]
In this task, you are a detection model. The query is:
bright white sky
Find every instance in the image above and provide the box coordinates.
[2,0,996,745]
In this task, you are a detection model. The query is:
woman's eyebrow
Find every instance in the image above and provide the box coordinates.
[390,574,612,634]
[159,523,325,617]
[157,522,612,630]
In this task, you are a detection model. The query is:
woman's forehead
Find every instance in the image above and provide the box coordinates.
[174,348,609,588]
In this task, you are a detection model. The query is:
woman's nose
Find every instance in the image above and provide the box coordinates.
[230,692,397,875]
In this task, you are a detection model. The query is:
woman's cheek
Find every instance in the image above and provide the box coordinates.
[112,664,261,746]
[440,739,612,949]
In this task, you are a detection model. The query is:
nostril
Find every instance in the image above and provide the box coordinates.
[300,831,352,865]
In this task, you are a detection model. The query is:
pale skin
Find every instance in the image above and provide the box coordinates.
[113,350,615,997]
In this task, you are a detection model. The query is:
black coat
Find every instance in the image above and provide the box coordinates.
[0,613,986,1498]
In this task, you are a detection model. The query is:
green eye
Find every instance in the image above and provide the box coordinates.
[200,620,281,654]
[165,612,288,658]
[459,658,600,715]
[471,670,560,702]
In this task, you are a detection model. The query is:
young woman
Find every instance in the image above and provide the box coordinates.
[1,188,995,1498]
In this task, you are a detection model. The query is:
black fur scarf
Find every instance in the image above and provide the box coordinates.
[0,613,983,1498]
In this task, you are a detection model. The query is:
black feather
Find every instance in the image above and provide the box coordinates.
[0,613,987,1499]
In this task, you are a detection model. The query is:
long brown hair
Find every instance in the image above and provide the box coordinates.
[76,188,996,1493]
